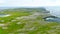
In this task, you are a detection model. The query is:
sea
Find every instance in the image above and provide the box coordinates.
[45,6,60,18]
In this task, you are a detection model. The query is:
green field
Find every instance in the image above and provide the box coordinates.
[0,8,60,34]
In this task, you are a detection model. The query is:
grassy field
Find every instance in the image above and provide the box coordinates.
[0,8,60,34]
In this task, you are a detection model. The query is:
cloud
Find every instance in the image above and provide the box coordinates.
[0,0,5,4]
[0,0,60,7]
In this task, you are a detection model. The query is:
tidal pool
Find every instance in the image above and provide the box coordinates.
[45,17,60,22]
[0,14,10,17]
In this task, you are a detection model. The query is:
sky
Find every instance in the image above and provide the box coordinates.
[0,0,60,7]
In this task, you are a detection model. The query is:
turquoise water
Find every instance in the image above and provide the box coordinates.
[0,14,10,17]
[45,6,60,18]
[46,18,60,22]
[44,6,60,22]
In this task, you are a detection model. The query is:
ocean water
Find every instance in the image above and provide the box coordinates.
[45,6,60,18]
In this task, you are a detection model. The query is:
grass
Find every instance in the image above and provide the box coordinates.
[0,9,60,34]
